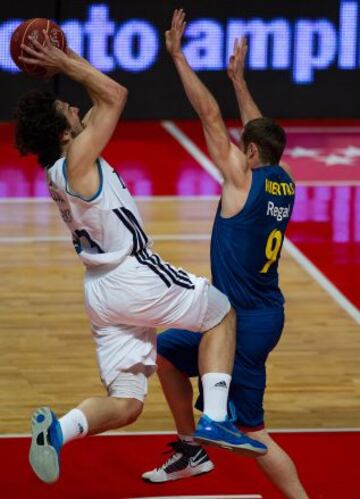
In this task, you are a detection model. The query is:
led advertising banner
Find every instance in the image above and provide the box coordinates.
[0,0,359,120]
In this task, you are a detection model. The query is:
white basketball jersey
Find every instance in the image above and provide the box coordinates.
[47,157,151,268]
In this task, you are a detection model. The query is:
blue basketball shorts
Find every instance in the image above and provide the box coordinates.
[157,307,284,430]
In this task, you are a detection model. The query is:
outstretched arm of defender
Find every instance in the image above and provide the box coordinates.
[227,37,262,125]
[166,10,248,187]
[20,33,127,188]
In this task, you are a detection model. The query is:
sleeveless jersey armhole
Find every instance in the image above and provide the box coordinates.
[220,169,263,221]
[62,158,103,202]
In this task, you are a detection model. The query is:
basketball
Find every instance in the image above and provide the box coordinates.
[10,18,67,78]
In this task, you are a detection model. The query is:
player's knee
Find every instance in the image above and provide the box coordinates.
[212,306,236,333]
[111,397,143,426]
[124,398,143,424]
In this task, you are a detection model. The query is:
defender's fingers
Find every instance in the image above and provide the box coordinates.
[175,9,185,30]
[180,20,187,36]
[171,9,178,28]
[240,36,248,51]
[234,37,239,53]
[175,9,182,23]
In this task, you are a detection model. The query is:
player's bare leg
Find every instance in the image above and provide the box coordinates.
[78,396,142,434]
[143,357,306,492]
[199,307,236,376]
[197,297,236,423]
[29,396,142,483]
[157,355,196,436]
[250,430,309,499]
[142,355,214,482]
[194,305,267,456]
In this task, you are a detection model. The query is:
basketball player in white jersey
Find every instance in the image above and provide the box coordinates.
[14,30,267,483]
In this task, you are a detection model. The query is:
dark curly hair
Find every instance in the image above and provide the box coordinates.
[14,90,69,169]
[241,117,286,165]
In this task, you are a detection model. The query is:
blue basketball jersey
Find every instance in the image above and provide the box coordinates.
[211,165,295,310]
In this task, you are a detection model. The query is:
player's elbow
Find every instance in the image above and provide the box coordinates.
[112,84,129,107]
[200,103,221,124]
[107,83,128,109]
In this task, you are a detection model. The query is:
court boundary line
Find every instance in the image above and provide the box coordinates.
[162,120,360,324]
[0,234,360,324]
[133,495,262,499]
[162,120,223,183]
[283,238,360,324]
[1,428,359,438]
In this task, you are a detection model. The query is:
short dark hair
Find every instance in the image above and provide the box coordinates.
[14,90,69,169]
[241,117,286,165]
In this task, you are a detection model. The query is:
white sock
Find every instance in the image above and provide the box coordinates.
[59,408,89,445]
[201,372,231,421]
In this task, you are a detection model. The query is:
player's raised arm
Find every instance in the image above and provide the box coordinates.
[227,37,262,125]
[166,10,249,187]
[20,32,127,196]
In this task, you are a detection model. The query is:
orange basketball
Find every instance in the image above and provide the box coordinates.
[10,18,67,78]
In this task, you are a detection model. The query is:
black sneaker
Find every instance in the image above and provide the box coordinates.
[142,440,214,483]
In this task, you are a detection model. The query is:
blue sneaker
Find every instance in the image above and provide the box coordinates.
[29,407,63,483]
[194,414,267,457]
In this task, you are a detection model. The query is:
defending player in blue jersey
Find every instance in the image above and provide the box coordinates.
[142,10,309,498]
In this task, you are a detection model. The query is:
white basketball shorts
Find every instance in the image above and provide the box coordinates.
[83,249,230,397]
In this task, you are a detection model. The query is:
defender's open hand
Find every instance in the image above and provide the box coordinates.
[165,9,186,57]
[227,37,248,82]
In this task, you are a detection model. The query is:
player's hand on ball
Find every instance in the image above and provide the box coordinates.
[165,9,186,57]
[19,30,68,77]
[227,36,248,82]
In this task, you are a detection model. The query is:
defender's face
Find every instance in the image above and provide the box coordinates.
[55,100,83,137]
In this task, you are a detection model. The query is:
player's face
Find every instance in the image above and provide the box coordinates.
[55,100,84,137]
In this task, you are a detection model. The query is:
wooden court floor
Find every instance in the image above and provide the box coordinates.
[0,198,359,434]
